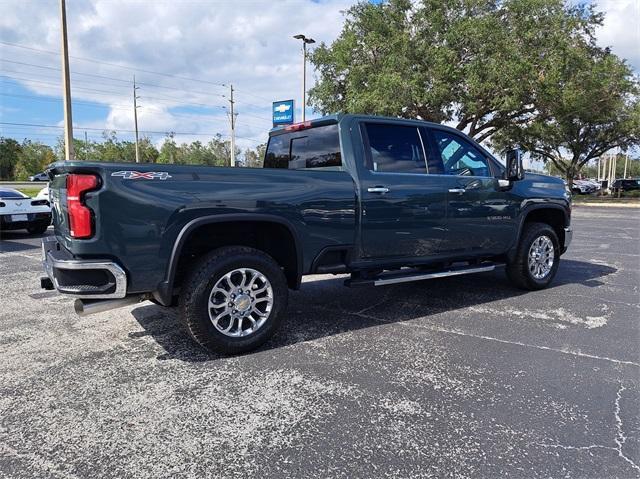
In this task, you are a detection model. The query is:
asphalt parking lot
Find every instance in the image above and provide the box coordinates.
[1,206,639,479]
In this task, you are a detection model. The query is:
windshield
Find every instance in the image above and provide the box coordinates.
[0,190,28,199]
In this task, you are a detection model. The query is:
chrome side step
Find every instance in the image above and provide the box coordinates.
[346,263,496,287]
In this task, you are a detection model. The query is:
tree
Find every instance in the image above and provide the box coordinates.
[0,137,21,180]
[494,45,640,187]
[309,0,603,143]
[244,144,266,168]
[14,140,56,180]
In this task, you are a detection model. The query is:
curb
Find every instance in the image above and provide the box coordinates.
[573,202,640,208]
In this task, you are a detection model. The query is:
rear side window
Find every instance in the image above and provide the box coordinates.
[264,124,342,170]
[363,123,428,174]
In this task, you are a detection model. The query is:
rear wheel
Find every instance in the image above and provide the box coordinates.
[506,222,560,290]
[27,223,48,235]
[180,246,288,355]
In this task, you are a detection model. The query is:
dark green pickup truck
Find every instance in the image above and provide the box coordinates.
[41,114,572,354]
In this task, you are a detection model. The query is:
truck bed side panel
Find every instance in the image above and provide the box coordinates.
[48,162,356,292]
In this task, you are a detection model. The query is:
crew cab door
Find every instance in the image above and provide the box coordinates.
[357,122,449,259]
[426,127,517,255]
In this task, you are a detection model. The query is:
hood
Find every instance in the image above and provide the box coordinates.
[524,172,565,185]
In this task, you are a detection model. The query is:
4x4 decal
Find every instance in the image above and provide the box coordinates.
[111,171,172,180]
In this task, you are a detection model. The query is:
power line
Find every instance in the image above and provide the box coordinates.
[0,91,269,129]
[0,45,275,113]
[0,40,229,89]
[0,121,263,143]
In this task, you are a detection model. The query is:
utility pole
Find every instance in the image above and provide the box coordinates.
[84,131,88,160]
[227,84,236,167]
[133,75,141,163]
[293,34,315,122]
[59,0,74,161]
[623,153,629,179]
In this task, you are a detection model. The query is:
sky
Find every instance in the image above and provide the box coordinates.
[0,0,638,154]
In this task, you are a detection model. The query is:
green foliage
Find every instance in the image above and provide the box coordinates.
[2,131,253,178]
[244,143,266,168]
[0,137,21,180]
[310,0,602,142]
[495,43,640,187]
[156,133,238,166]
[14,141,56,180]
[311,0,639,187]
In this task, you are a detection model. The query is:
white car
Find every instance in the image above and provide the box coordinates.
[0,188,51,235]
[36,186,49,200]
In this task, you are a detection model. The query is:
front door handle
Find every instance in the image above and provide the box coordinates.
[368,186,390,194]
[448,188,466,194]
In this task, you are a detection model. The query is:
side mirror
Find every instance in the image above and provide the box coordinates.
[505,149,524,181]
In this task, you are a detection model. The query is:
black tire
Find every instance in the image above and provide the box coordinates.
[506,222,560,290]
[179,246,288,355]
[27,223,48,235]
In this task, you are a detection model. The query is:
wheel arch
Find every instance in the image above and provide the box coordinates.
[155,214,303,305]
[508,204,569,262]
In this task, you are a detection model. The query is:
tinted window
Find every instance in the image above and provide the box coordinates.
[364,123,427,174]
[0,189,27,199]
[432,130,491,177]
[264,124,341,170]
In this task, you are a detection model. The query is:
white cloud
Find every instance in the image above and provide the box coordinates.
[595,0,640,71]
[0,0,353,149]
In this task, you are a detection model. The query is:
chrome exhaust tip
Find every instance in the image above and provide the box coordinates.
[74,296,144,316]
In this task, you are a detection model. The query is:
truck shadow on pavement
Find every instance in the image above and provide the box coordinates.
[129,258,616,362]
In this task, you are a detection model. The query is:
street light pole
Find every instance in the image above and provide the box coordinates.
[293,34,315,123]
[59,0,74,161]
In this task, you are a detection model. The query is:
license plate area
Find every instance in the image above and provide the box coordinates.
[10,214,28,222]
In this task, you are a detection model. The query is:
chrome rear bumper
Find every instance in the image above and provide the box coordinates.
[41,236,127,299]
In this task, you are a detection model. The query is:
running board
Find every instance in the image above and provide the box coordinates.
[345,263,496,287]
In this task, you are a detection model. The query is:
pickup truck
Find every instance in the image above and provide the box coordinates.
[41,114,572,354]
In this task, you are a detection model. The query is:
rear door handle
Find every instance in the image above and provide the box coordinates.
[367,187,390,194]
[448,188,466,194]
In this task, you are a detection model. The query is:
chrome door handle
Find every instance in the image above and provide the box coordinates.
[448,188,466,194]
[367,187,390,194]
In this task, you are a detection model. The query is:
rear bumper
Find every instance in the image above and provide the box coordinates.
[0,213,51,231]
[563,226,573,253]
[41,236,127,299]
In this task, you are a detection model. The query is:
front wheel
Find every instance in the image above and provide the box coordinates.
[506,222,560,290]
[180,246,288,355]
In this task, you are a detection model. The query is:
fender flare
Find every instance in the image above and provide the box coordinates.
[507,202,570,262]
[155,213,303,306]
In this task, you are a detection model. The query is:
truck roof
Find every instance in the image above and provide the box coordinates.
[268,113,457,136]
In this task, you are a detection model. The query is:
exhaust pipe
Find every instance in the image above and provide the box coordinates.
[74,295,144,316]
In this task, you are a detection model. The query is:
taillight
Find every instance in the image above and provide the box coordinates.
[67,174,98,238]
[31,199,49,206]
[0,202,5,207]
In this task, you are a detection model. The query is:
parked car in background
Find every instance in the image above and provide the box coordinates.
[36,186,49,200]
[0,188,51,234]
[28,172,49,182]
[611,178,640,193]
[572,179,597,194]
[582,179,601,191]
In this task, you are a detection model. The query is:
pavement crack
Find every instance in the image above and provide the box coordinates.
[614,384,640,473]
[537,443,615,452]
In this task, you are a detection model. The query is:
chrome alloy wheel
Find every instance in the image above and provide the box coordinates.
[207,268,273,337]
[528,235,555,280]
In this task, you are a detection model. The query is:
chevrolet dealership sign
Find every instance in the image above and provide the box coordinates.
[272,100,295,126]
